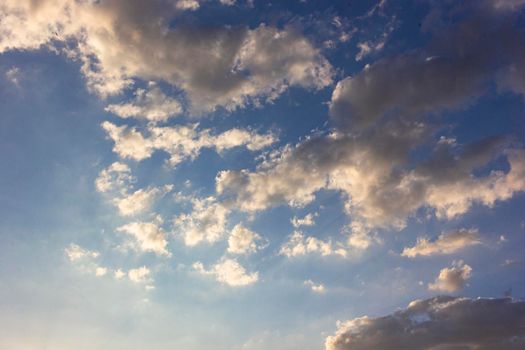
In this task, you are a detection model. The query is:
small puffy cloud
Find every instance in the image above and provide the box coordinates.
[428,260,472,293]
[128,266,151,283]
[279,231,347,258]
[95,266,108,277]
[325,296,525,350]
[174,197,230,246]
[291,212,316,228]
[101,122,154,161]
[175,0,201,11]
[117,216,171,256]
[402,228,482,258]
[105,84,183,122]
[95,161,133,194]
[211,128,276,153]
[114,269,126,279]
[65,243,99,262]
[5,66,20,86]
[113,184,173,217]
[193,258,258,286]
[227,224,265,255]
[354,15,396,62]
[102,121,276,166]
[304,279,325,293]
[95,162,172,217]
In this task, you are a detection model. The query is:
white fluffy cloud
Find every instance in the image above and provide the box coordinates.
[325,296,525,350]
[113,185,173,217]
[117,217,171,256]
[0,0,333,112]
[95,162,173,216]
[304,279,326,293]
[428,260,472,293]
[280,231,347,258]
[291,213,316,228]
[227,224,265,255]
[64,243,99,262]
[105,83,182,122]
[402,228,482,258]
[102,121,276,166]
[114,269,126,279]
[193,258,258,286]
[174,197,230,246]
[175,0,201,11]
[128,266,151,283]
[95,162,133,194]
[95,266,108,277]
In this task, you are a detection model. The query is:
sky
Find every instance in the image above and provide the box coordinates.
[1,0,525,349]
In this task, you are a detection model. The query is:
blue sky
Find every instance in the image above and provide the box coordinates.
[1,1,525,349]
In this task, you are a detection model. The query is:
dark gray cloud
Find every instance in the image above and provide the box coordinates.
[329,2,525,130]
[326,296,525,350]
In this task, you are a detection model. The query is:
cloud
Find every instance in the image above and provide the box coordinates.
[5,66,20,86]
[173,197,230,246]
[291,212,317,228]
[114,269,126,279]
[95,162,173,216]
[217,125,525,232]
[0,0,332,112]
[227,224,265,255]
[101,122,153,161]
[113,185,173,217]
[346,221,380,250]
[193,258,258,286]
[279,231,347,258]
[325,296,525,350]
[95,162,133,194]
[175,0,201,11]
[329,2,525,131]
[105,83,182,122]
[128,266,151,283]
[402,228,482,258]
[64,243,100,262]
[211,3,525,237]
[354,14,396,62]
[102,121,276,165]
[428,260,472,293]
[117,216,171,256]
[490,0,525,10]
[175,0,236,12]
[95,266,108,277]
[304,279,326,293]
